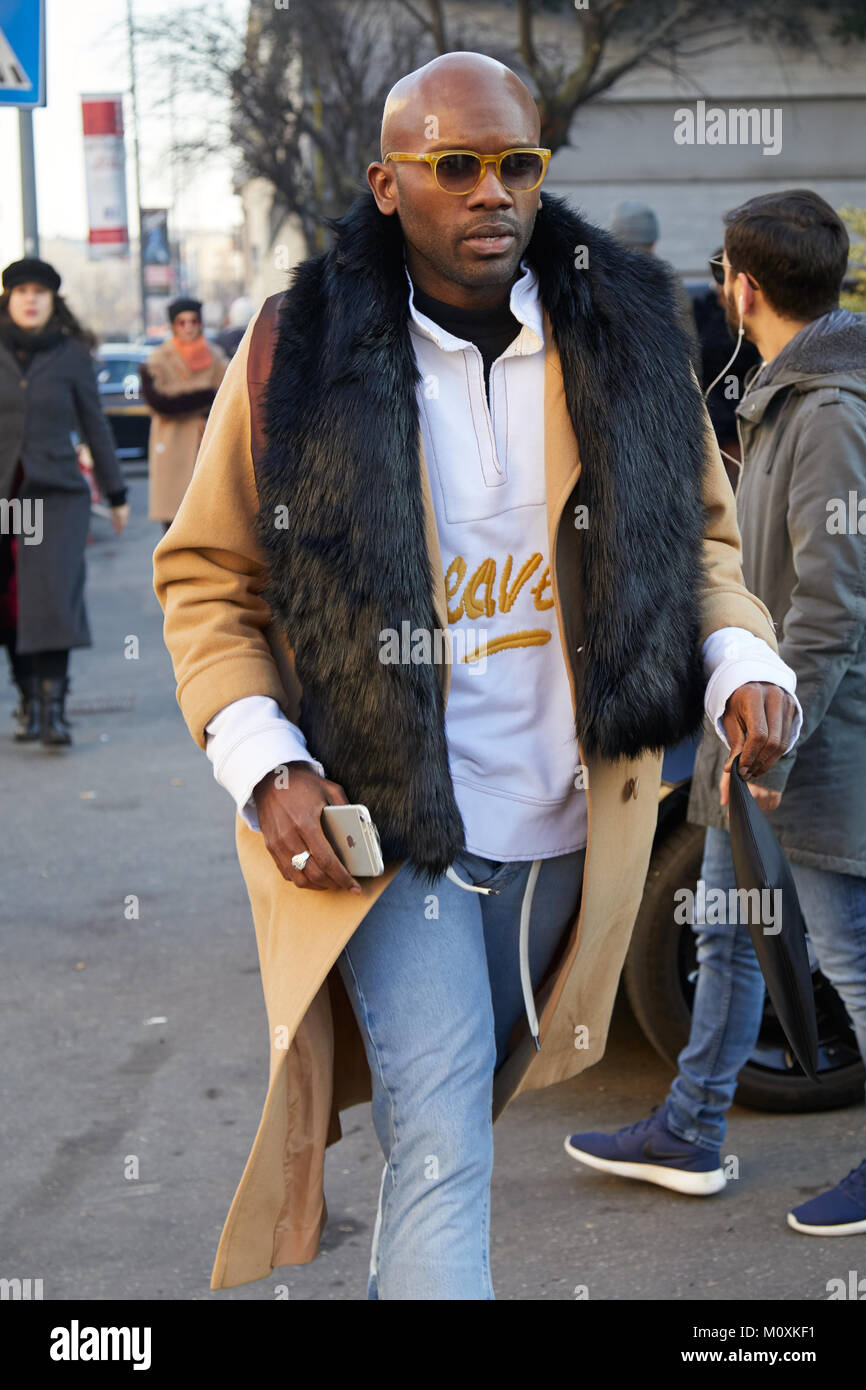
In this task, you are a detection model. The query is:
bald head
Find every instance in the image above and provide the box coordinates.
[368,51,546,309]
[380,52,540,158]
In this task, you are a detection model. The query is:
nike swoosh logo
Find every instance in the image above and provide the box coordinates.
[642,1138,691,1163]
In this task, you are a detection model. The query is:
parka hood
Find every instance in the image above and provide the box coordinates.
[737,315,866,425]
[777,316,866,394]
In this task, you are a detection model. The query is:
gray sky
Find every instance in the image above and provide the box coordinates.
[1,0,246,256]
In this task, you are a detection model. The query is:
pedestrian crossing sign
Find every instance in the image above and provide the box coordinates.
[0,0,45,107]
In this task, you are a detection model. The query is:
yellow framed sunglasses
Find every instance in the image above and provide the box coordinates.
[384,147,551,195]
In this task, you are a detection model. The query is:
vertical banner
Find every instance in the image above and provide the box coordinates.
[81,93,130,259]
[141,208,172,287]
[142,210,173,335]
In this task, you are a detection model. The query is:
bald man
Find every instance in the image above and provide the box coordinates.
[154,52,801,1299]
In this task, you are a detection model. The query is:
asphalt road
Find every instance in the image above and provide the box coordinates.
[1,480,863,1302]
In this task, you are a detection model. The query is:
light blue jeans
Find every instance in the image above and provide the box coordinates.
[666,825,866,1151]
[336,846,586,1300]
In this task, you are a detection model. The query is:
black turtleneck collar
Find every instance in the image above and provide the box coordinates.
[411,282,519,330]
[410,282,522,399]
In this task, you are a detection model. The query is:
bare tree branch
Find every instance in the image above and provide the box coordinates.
[428,0,450,53]
[134,0,865,253]
[584,1,723,99]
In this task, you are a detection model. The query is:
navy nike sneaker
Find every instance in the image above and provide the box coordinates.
[787,1158,866,1236]
[564,1107,726,1196]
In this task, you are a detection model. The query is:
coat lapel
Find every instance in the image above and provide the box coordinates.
[543,312,582,523]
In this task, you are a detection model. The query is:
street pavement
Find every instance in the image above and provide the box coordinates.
[1,478,863,1302]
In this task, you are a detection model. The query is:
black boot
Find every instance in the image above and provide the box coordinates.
[14,675,41,741]
[39,677,72,746]
[58,676,73,730]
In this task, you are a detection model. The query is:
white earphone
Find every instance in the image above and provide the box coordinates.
[704,288,746,403]
[703,282,748,471]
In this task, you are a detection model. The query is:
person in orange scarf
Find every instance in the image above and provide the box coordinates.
[142,297,228,532]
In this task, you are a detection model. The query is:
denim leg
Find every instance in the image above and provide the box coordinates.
[665,826,766,1151]
[336,855,497,1300]
[788,862,866,1097]
[337,847,585,1297]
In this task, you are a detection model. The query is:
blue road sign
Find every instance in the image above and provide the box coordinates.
[0,0,45,107]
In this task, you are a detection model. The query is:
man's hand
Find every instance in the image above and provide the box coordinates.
[719,681,796,812]
[254,762,362,894]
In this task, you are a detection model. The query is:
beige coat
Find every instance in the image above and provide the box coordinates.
[153,311,779,1290]
[146,338,227,521]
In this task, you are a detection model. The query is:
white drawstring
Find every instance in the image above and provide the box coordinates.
[519,860,543,1050]
[445,864,499,895]
[445,859,544,1050]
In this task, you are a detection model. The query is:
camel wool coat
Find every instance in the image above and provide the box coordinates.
[145,337,227,522]
[154,293,779,1293]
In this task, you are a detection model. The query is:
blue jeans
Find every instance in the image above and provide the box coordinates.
[336,847,586,1300]
[666,825,866,1152]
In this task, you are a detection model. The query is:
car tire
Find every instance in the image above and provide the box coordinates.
[624,820,865,1113]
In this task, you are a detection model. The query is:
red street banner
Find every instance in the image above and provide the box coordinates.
[81,93,129,259]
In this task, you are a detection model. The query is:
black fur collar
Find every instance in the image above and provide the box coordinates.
[255,191,708,878]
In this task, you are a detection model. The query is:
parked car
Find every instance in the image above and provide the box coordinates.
[626,739,865,1112]
[94,343,152,462]
[96,336,225,463]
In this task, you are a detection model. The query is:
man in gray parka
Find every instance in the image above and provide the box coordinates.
[567,189,866,1240]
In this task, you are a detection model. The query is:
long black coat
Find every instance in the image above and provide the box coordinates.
[0,334,125,653]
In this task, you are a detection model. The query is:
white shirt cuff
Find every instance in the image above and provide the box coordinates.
[702,627,803,751]
[205,695,325,831]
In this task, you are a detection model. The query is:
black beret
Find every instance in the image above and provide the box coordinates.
[167,296,203,322]
[2,257,62,294]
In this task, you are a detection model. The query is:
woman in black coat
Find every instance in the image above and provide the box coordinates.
[0,258,129,746]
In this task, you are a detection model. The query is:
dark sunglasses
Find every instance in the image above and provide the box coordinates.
[710,255,760,292]
[384,148,551,195]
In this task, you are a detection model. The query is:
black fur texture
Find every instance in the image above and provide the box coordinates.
[254,191,709,879]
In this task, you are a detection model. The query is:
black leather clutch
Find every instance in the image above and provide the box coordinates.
[727,753,820,1083]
